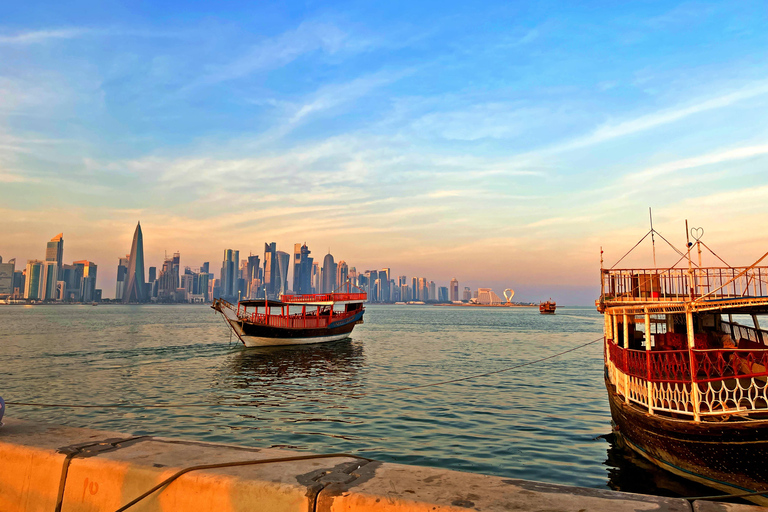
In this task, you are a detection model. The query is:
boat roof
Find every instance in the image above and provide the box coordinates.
[239,299,286,308]
[238,292,368,308]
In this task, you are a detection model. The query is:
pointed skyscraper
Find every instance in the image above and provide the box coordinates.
[123,222,147,303]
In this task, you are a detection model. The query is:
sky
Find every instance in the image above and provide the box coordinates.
[1,0,768,304]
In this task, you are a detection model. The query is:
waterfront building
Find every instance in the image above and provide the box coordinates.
[73,260,98,302]
[13,269,25,298]
[0,257,14,296]
[122,222,147,303]
[337,261,349,290]
[411,277,418,300]
[450,278,459,302]
[45,233,64,273]
[276,251,290,296]
[41,261,58,300]
[157,254,180,301]
[438,286,449,302]
[220,249,237,298]
[380,268,390,302]
[462,286,471,302]
[400,284,410,302]
[418,278,428,301]
[368,270,378,301]
[477,288,503,305]
[322,253,336,293]
[263,242,277,298]
[312,262,319,294]
[429,281,436,302]
[148,266,156,283]
[115,255,129,299]
[24,260,44,300]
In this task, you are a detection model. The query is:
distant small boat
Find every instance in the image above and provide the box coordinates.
[539,300,556,314]
[212,287,366,347]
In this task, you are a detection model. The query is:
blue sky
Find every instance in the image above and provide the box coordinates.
[1,1,768,303]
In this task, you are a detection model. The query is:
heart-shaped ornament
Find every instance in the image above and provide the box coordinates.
[691,227,704,241]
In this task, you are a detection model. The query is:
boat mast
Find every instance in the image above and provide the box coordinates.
[649,207,657,268]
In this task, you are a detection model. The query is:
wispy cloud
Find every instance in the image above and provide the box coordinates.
[626,144,768,184]
[187,22,361,89]
[0,28,85,44]
[550,82,768,153]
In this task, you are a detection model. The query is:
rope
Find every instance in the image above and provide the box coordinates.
[610,231,651,269]
[683,488,768,501]
[351,336,603,397]
[114,452,370,511]
[6,337,604,408]
[699,241,732,268]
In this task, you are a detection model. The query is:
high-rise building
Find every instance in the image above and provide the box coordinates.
[450,278,459,302]
[41,261,58,300]
[246,254,260,298]
[293,243,313,295]
[45,233,64,272]
[379,268,390,302]
[276,251,290,296]
[418,278,428,301]
[72,260,98,302]
[116,255,129,299]
[24,260,44,300]
[337,261,349,290]
[122,222,147,303]
[312,262,319,293]
[0,257,14,296]
[462,287,471,301]
[322,253,336,293]
[220,249,237,298]
[428,281,436,302]
[264,242,277,298]
[157,253,180,301]
[438,286,449,302]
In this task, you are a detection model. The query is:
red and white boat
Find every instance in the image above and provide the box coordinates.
[212,288,366,347]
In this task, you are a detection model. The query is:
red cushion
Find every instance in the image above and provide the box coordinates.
[738,338,765,351]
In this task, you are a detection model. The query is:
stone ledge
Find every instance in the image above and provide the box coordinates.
[1,418,765,512]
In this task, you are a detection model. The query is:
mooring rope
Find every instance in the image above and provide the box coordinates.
[5,336,604,409]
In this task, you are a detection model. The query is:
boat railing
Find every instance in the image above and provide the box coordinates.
[280,292,367,303]
[607,338,768,417]
[601,266,768,303]
[241,308,360,329]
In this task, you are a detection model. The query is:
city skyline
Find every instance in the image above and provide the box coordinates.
[2,2,768,305]
[0,225,545,303]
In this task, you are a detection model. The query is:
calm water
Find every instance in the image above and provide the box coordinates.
[0,304,713,498]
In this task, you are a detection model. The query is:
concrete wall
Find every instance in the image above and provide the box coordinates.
[0,418,762,512]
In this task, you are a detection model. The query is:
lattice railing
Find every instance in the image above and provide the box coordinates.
[606,339,768,417]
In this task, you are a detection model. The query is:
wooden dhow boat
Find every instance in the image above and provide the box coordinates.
[599,223,768,504]
[539,299,556,314]
[212,287,366,347]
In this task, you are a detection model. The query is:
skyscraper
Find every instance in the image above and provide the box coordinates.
[116,255,129,299]
[293,243,313,295]
[450,278,459,302]
[264,242,277,298]
[76,261,98,302]
[46,233,64,272]
[379,268,390,302]
[337,261,349,290]
[122,222,147,303]
[0,257,14,296]
[322,253,336,293]
[24,260,44,300]
[276,251,290,296]
[41,261,58,300]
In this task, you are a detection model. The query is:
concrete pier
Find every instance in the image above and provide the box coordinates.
[1,417,764,512]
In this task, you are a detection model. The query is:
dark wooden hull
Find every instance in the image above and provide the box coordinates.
[227,309,364,347]
[606,376,768,503]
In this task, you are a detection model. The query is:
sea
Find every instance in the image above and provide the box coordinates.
[0,303,715,498]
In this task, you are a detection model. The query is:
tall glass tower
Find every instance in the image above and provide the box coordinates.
[122,222,147,303]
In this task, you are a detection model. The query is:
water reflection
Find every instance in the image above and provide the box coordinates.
[224,339,364,393]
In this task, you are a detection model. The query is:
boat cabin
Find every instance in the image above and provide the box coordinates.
[600,260,768,421]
